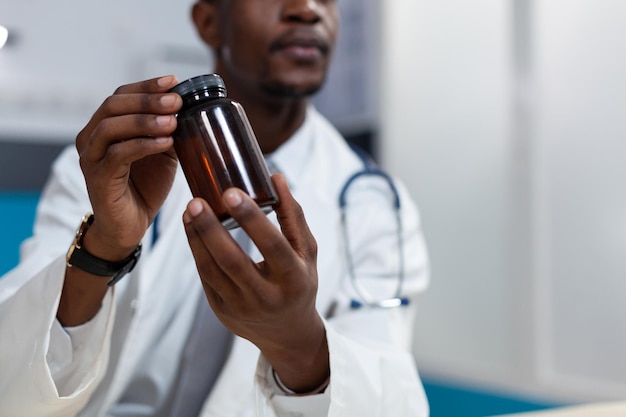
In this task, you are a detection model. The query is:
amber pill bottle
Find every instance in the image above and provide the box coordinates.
[170,74,278,229]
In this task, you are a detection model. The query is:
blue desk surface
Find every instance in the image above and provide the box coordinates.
[423,379,558,417]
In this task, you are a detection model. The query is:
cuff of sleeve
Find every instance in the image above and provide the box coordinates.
[270,367,330,397]
[48,287,115,396]
[61,288,114,348]
[255,354,331,417]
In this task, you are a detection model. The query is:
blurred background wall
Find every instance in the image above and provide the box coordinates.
[380,0,626,413]
[2,1,626,416]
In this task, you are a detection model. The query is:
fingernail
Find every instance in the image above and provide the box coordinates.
[158,75,176,87]
[160,94,177,106]
[224,189,243,208]
[184,200,203,224]
[188,200,203,216]
[154,136,172,144]
[156,115,172,126]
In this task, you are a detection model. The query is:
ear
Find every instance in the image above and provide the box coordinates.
[191,1,222,49]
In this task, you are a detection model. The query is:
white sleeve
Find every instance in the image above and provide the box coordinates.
[324,310,429,416]
[253,316,428,417]
[0,146,116,417]
[0,256,115,417]
[255,356,331,417]
[49,285,114,397]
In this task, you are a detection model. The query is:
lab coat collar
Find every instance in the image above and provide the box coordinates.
[264,106,317,191]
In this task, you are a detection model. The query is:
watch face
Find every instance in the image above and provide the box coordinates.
[66,212,94,267]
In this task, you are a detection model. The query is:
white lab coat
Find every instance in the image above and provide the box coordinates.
[0,107,430,417]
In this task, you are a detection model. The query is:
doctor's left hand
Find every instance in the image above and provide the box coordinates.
[182,173,329,394]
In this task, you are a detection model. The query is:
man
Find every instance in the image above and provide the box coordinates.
[0,0,430,416]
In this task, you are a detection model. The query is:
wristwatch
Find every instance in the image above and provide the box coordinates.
[66,212,142,286]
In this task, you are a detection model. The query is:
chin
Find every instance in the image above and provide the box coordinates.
[261,82,323,98]
[258,63,329,98]
[260,73,327,98]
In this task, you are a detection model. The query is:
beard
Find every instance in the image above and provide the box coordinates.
[256,60,329,99]
[258,78,325,99]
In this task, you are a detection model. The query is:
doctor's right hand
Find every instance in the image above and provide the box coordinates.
[75,75,182,260]
[57,76,182,327]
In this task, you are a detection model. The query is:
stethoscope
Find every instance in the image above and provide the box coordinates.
[338,146,410,309]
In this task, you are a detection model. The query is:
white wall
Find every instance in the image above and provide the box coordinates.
[381,0,626,404]
[0,0,378,142]
[0,0,205,142]
[532,0,626,399]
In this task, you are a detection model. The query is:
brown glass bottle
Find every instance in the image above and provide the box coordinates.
[170,74,278,229]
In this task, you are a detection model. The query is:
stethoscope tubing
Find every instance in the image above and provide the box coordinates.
[339,159,408,310]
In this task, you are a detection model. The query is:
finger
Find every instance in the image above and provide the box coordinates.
[83,113,178,161]
[97,92,183,120]
[272,174,317,262]
[113,75,179,96]
[91,137,175,176]
[221,183,310,271]
[202,285,225,315]
[77,76,181,150]
[79,93,181,151]
[183,198,250,296]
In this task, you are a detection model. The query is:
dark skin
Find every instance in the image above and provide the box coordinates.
[58,0,338,394]
[194,0,337,152]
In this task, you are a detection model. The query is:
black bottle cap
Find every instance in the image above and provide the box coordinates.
[170,74,227,98]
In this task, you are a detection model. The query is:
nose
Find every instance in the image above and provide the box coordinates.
[282,0,322,24]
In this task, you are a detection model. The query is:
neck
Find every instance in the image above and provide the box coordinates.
[216,73,310,154]
[242,96,309,155]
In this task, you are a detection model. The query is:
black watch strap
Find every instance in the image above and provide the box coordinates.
[68,244,142,285]
[66,213,142,286]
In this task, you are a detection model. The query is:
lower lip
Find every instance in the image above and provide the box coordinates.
[278,45,323,60]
